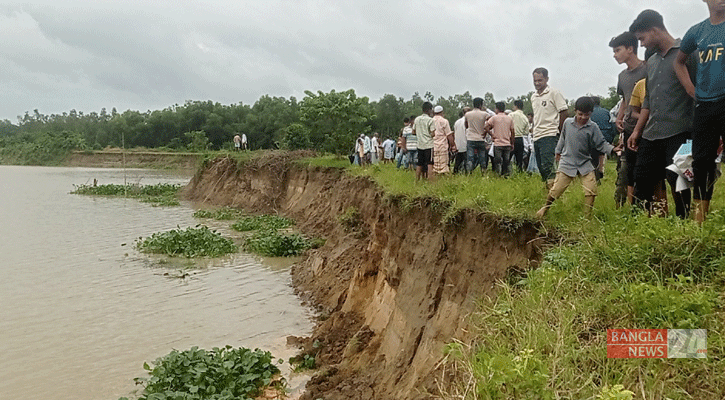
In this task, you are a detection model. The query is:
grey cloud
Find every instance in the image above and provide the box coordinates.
[0,0,712,121]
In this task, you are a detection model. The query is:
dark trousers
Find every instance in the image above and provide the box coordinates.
[513,137,525,171]
[467,140,489,173]
[453,151,467,173]
[633,132,691,218]
[493,146,512,176]
[534,136,558,182]
[692,99,725,201]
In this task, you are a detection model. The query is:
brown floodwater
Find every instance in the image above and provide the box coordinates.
[0,166,314,400]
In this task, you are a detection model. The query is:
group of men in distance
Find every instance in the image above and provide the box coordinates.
[361,4,725,222]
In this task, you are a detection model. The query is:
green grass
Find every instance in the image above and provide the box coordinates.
[300,155,725,399]
[71,183,182,206]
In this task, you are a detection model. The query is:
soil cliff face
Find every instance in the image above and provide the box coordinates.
[184,156,549,399]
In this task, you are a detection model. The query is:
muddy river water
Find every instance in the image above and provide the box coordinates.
[0,166,314,399]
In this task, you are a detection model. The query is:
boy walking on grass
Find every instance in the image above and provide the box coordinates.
[536,97,623,218]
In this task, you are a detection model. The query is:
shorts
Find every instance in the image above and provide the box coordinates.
[549,171,597,199]
[417,148,433,167]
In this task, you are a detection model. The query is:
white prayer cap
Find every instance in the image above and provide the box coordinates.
[433,105,443,113]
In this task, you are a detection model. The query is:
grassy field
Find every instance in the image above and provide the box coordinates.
[299,155,724,400]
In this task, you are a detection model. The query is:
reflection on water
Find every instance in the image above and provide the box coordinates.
[0,166,313,400]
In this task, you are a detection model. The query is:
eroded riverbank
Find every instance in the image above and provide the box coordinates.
[183,155,552,399]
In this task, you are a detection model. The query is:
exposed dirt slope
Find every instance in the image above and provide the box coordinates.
[183,155,552,399]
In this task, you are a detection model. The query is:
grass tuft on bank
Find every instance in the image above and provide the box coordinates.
[300,154,725,399]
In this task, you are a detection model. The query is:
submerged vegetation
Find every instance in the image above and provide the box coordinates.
[72,183,182,206]
[193,207,246,221]
[302,156,725,399]
[120,346,282,400]
[136,226,237,258]
[231,214,294,232]
[243,228,323,257]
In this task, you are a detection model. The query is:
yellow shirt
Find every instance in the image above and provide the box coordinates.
[629,79,646,108]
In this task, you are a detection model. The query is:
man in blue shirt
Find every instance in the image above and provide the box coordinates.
[675,0,725,223]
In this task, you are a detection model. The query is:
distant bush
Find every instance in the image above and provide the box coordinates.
[185,130,211,151]
[282,123,312,150]
[0,130,87,165]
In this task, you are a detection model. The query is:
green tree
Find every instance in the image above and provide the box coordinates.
[300,89,375,155]
[282,123,312,150]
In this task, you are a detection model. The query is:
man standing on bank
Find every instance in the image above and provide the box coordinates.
[610,31,647,207]
[531,67,569,189]
[675,0,725,223]
[627,9,695,218]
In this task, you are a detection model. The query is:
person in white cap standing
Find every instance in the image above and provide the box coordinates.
[432,105,456,177]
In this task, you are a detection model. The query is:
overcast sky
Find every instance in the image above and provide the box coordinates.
[0,0,710,122]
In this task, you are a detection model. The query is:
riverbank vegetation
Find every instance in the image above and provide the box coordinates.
[71,183,182,206]
[1,87,620,166]
[120,346,283,400]
[193,206,246,220]
[300,156,724,399]
[231,214,295,232]
[136,226,237,258]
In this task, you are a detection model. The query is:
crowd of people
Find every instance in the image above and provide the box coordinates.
[353,5,725,223]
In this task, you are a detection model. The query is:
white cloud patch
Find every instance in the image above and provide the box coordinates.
[0,0,713,121]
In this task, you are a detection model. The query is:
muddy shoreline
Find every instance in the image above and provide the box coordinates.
[183,155,552,399]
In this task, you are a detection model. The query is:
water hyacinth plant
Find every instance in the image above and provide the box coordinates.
[136,225,237,258]
[120,346,283,400]
[72,183,182,206]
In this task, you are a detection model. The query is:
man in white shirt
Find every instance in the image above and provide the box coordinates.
[370,133,381,164]
[453,107,470,173]
[531,67,569,188]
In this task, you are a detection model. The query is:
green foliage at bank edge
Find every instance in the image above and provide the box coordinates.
[451,212,725,399]
[71,183,182,206]
[119,346,282,400]
[193,207,245,221]
[243,228,324,257]
[0,130,86,165]
[136,226,237,258]
[231,214,294,232]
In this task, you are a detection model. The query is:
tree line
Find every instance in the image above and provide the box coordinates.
[0,88,619,159]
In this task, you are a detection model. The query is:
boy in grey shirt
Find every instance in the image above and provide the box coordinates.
[536,97,622,218]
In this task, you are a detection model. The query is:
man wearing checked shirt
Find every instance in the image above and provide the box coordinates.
[627,10,695,219]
